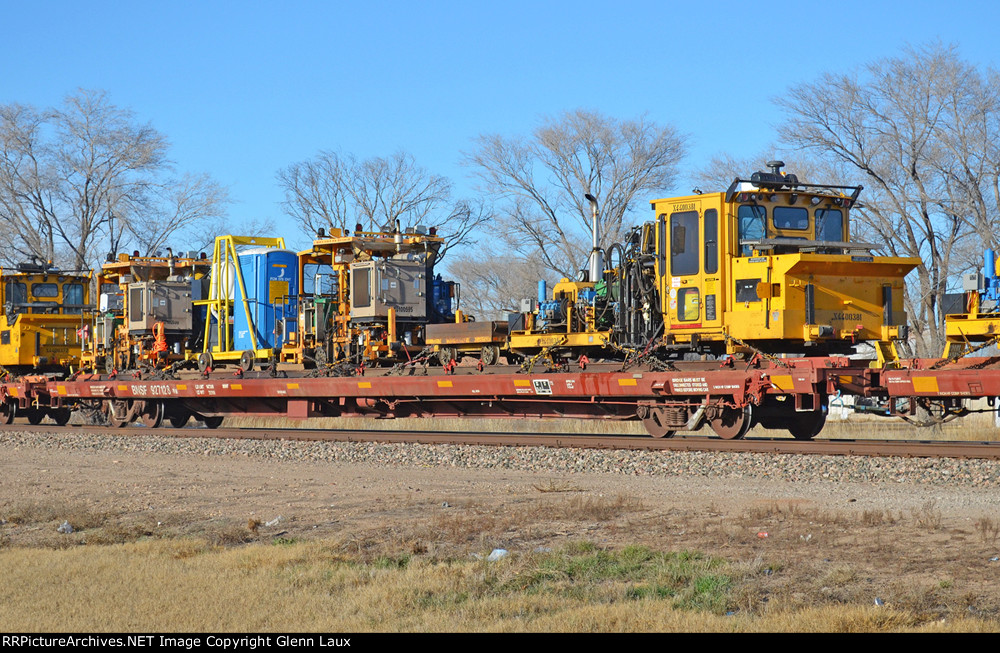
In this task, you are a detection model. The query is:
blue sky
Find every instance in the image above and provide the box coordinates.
[2,0,997,249]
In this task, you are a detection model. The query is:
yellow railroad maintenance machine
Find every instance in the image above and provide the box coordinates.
[0,258,92,374]
[287,224,457,367]
[1,162,924,380]
[942,249,1000,359]
[650,161,920,360]
[432,162,921,366]
[85,250,212,373]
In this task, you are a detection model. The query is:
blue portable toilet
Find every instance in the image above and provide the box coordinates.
[233,248,298,351]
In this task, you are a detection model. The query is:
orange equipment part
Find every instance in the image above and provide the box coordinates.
[152,322,168,354]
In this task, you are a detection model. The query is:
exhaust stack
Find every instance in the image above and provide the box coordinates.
[585,193,602,283]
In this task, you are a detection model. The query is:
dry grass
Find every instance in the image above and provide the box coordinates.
[393,494,649,556]
[1,499,109,531]
[533,479,584,493]
[0,538,996,632]
[861,509,899,527]
[912,501,944,530]
[2,416,997,632]
[4,487,998,632]
[0,498,261,550]
[974,517,999,545]
[561,495,645,521]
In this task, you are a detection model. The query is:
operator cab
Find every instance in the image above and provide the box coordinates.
[2,259,90,320]
[728,161,871,256]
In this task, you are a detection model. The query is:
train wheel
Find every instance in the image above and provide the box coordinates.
[141,402,164,429]
[168,411,191,428]
[788,410,826,441]
[26,409,44,425]
[103,355,115,375]
[239,351,255,373]
[639,406,676,439]
[709,405,753,440]
[197,352,214,373]
[1,402,15,425]
[202,415,224,429]
[480,345,500,367]
[51,408,71,426]
[438,347,457,366]
[106,399,135,428]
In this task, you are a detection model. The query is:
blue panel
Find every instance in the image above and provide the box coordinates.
[232,249,298,351]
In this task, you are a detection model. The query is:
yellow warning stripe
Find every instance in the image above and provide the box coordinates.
[618,378,637,386]
[769,375,794,391]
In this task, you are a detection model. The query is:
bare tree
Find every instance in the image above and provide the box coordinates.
[52,89,168,268]
[465,109,688,278]
[348,151,451,232]
[776,44,1000,355]
[446,246,547,320]
[277,150,490,261]
[276,150,351,235]
[125,173,230,255]
[0,89,229,269]
[0,103,63,265]
[434,197,493,262]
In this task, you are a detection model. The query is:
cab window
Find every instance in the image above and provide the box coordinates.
[704,209,718,275]
[32,283,58,298]
[64,283,85,314]
[303,263,337,295]
[815,209,843,242]
[773,206,809,230]
[657,214,667,279]
[669,211,699,276]
[737,205,765,256]
[4,282,26,316]
[677,287,700,322]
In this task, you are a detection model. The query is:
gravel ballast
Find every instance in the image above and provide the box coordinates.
[1,428,996,488]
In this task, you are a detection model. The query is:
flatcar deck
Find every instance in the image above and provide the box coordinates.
[3,356,999,438]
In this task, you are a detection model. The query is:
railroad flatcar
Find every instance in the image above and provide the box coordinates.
[0,259,92,374]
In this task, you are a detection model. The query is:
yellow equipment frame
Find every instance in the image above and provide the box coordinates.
[194,235,286,364]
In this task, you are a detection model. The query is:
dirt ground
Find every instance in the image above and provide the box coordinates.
[2,442,999,619]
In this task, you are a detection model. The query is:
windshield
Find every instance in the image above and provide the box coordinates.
[738,205,766,256]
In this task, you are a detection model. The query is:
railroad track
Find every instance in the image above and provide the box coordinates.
[7,423,998,460]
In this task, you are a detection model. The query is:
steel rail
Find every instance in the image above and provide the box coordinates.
[6,424,998,460]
